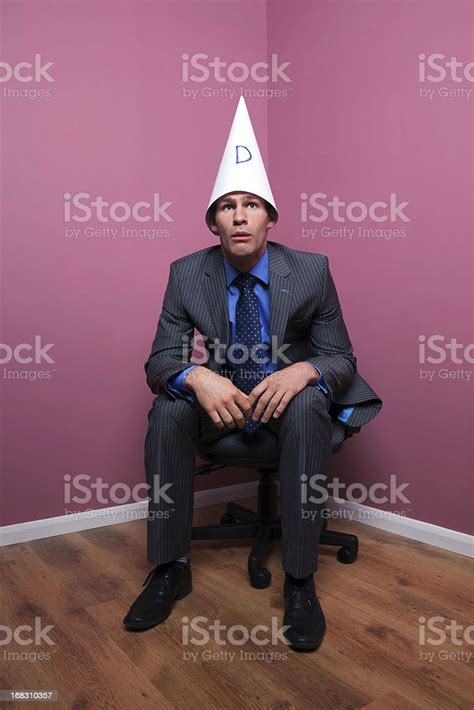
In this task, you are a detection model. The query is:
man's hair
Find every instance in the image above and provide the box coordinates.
[207,196,278,229]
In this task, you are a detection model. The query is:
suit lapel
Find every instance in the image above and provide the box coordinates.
[267,241,293,367]
[202,247,230,350]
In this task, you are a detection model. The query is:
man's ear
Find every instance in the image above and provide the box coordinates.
[209,219,220,235]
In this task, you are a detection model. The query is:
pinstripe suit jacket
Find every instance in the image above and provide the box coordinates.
[145,240,382,428]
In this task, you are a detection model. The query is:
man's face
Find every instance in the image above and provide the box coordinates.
[210,192,275,270]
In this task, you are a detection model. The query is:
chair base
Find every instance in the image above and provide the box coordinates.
[192,471,359,589]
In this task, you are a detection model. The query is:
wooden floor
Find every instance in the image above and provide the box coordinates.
[1,499,472,709]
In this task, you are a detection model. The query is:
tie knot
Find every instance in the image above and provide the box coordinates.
[234,272,258,292]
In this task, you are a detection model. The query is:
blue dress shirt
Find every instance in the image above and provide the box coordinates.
[166,247,354,424]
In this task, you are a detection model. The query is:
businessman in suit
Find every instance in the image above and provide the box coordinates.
[123,97,381,650]
[123,189,381,650]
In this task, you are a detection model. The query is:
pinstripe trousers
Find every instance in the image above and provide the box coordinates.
[145,384,333,578]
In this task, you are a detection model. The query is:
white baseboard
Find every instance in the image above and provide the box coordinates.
[326,497,473,558]
[1,482,472,558]
[0,481,259,547]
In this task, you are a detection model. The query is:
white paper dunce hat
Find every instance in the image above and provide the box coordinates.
[205,96,278,229]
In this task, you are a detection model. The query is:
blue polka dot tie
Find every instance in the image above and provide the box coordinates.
[231,273,267,435]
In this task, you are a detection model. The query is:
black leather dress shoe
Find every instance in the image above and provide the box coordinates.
[123,560,192,630]
[283,574,326,651]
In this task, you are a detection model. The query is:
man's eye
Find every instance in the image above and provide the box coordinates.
[223,204,233,210]
[247,202,257,208]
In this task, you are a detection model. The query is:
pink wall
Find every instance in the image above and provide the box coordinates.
[1,1,472,534]
[267,0,473,534]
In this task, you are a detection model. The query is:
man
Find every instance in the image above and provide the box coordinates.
[123,98,382,651]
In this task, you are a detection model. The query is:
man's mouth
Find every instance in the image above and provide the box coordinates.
[231,232,251,240]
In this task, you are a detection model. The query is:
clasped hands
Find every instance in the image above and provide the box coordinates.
[184,362,319,430]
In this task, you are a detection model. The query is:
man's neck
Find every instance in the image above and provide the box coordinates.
[220,245,267,273]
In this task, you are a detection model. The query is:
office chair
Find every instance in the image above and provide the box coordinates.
[192,420,360,589]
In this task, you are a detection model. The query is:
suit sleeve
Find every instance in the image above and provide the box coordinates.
[144,262,196,395]
[305,256,356,397]
[166,365,197,402]
[307,362,355,422]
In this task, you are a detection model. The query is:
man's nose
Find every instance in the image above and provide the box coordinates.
[233,205,247,223]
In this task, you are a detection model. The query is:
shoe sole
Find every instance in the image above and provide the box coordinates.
[286,639,324,652]
[283,627,325,652]
[123,582,193,631]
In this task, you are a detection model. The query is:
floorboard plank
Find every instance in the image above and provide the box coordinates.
[1,503,471,709]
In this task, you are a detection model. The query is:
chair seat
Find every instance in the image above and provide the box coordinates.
[197,420,346,469]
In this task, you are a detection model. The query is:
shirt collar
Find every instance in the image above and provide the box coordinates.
[223,246,269,288]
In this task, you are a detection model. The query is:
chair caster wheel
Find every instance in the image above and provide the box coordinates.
[337,546,358,564]
[220,513,236,524]
[249,568,272,589]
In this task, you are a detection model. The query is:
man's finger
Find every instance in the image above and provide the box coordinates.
[216,405,237,429]
[234,391,253,418]
[227,401,246,429]
[257,390,283,423]
[252,388,278,421]
[270,391,293,420]
[248,379,268,407]
[209,409,225,428]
